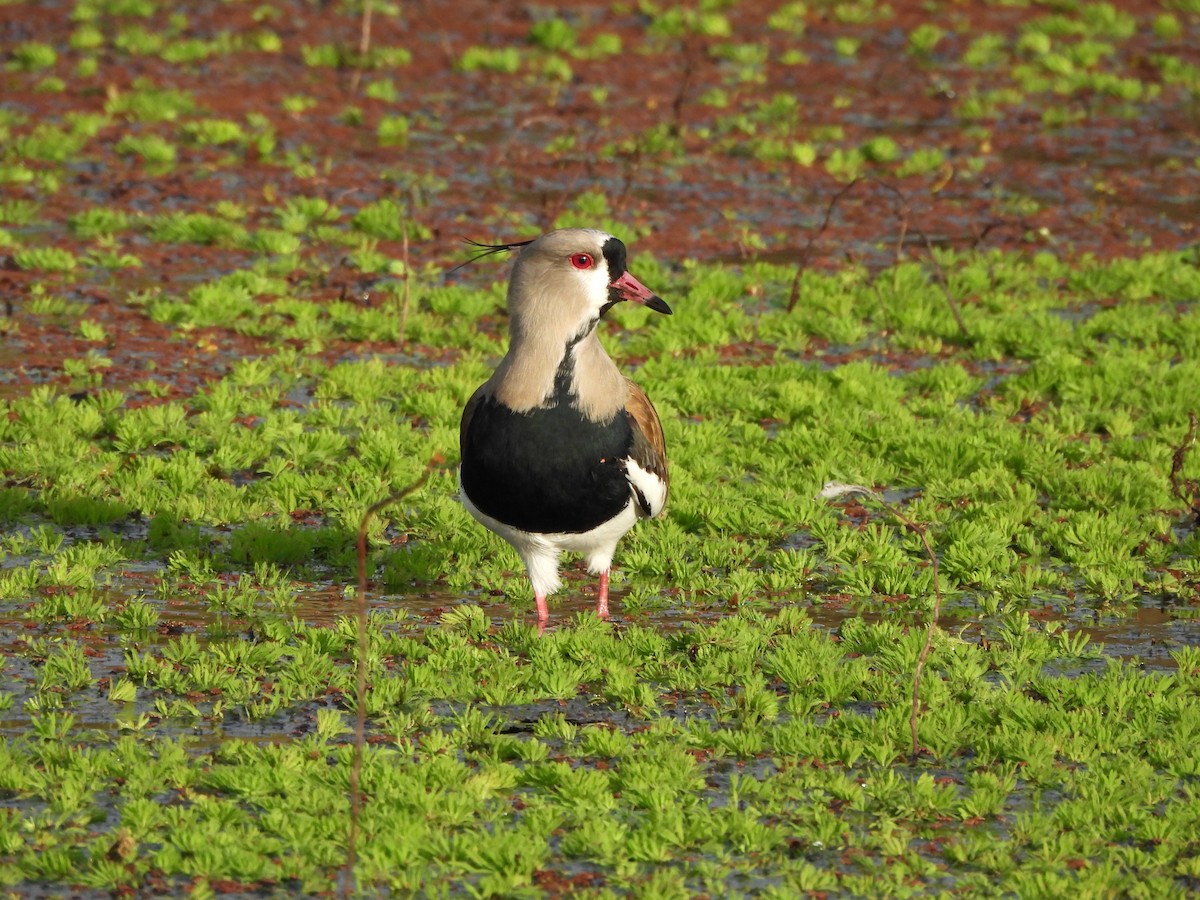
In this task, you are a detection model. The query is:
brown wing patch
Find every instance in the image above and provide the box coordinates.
[624,378,668,516]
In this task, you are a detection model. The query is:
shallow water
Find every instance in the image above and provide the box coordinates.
[2,567,1193,751]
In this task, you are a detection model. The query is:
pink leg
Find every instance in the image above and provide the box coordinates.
[535,592,549,635]
[596,570,610,619]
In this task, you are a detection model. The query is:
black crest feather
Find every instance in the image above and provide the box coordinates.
[450,238,535,274]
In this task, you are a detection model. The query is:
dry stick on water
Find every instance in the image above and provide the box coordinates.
[787,178,970,341]
[669,37,697,134]
[348,0,374,96]
[870,179,970,341]
[816,481,944,760]
[787,179,862,313]
[972,217,1034,251]
[1169,412,1199,517]
[342,457,441,897]
[397,219,412,343]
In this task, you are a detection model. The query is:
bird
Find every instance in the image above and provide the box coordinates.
[458,228,671,631]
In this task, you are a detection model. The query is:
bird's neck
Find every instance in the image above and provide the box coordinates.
[493,329,627,422]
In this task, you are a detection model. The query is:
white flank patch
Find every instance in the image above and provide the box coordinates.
[624,459,667,518]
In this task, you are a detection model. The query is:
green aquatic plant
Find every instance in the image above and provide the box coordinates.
[181,118,246,146]
[8,42,57,71]
[114,133,177,165]
[376,114,408,147]
[0,2,1197,889]
[12,247,77,273]
[457,46,521,74]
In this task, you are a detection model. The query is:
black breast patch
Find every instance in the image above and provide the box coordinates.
[461,396,633,534]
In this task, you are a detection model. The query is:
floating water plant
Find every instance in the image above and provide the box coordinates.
[1,0,1198,895]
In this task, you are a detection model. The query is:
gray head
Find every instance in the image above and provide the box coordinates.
[505,228,671,350]
[478,228,670,417]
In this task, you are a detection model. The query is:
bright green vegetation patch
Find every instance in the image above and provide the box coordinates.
[2,247,1200,893]
[3,250,1199,618]
[2,606,1199,895]
[1,0,1198,891]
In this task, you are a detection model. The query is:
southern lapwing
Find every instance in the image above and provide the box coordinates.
[458,228,671,630]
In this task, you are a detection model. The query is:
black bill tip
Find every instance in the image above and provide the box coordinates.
[644,294,672,315]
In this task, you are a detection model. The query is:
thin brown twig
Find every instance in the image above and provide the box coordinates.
[869,179,969,340]
[669,37,696,134]
[971,217,1027,251]
[348,0,374,96]
[788,177,970,341]
[1169,411,1199,514]
[397,220,411,344]
[893,208,910,290]
[886,508,944,761]
[343,456,441,897]
[787,179,863,313]
[816,482,943,761]
[613,143,642,219]
[533,181,579,233]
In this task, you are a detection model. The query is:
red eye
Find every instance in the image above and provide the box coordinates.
[570,253,594,270]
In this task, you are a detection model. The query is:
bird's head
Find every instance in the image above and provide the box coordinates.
[478,228,671,347]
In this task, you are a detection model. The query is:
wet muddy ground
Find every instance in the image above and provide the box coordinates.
[3,0,1198,393]
[2,4,1200,893]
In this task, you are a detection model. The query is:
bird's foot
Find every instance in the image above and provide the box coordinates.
[535,592,549,635]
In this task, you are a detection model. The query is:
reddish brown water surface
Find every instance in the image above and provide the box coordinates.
[2,0,1198,391]
[1,2,1198,652]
